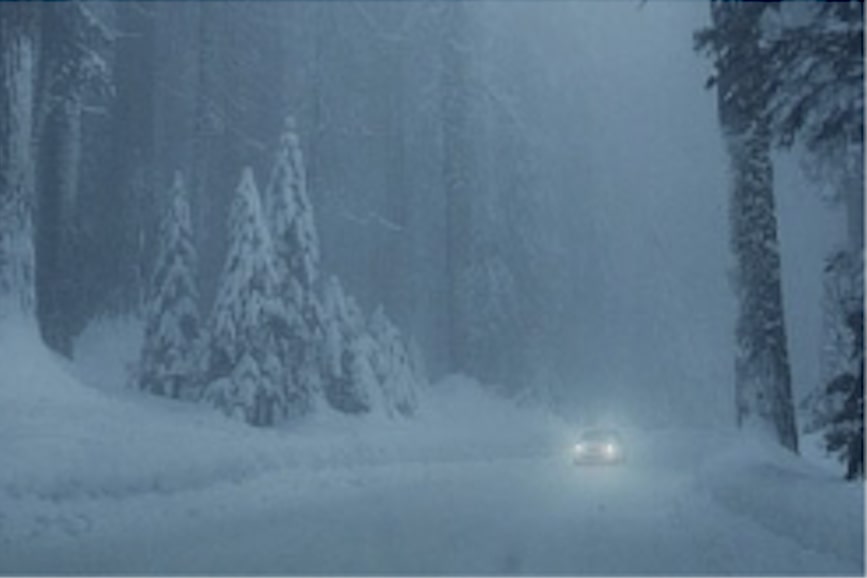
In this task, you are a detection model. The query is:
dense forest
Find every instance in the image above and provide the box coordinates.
[0,1,862,475]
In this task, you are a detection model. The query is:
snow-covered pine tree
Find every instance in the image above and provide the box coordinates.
[202,167,290,426]
[0,5,40,323]
[368,306,420,417]
[263,115,324,412]
[320,276,375,414]
[138,172,200,400]
[319,277,422,418]
[264,115,320,296]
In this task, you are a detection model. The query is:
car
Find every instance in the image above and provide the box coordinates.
[572,428,625,465]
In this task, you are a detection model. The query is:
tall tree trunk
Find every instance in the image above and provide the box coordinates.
[0,5,40,323]
[844,171,864,257]
[305,2,332,245]
[713,2,798,452]
[190,2,228,308]
[36,92,83,355]
[440,2,474,374]
[104,1,156,314]
[726,121,798,452]
[381,18,411,325]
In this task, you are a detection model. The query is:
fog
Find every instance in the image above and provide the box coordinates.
[435,1,843,429]
[1,1,862,574]
[514,1,736,427]
[14,0,847,428]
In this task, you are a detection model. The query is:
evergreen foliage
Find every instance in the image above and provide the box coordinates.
[263,115,324,412]
[762,2,863,190]
[806,250,864,479]
[320,278,423,417]
[697,2,863,220]
[369,306,420,417]
[827,307,864,480]
[202,168,290,426]
[320,276,374,414]
[264,116,320,297]
[138,173,201,399]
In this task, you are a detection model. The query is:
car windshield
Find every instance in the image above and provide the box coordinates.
[581,429,620,443]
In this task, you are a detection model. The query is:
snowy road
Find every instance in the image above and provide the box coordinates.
[3,435,862,575]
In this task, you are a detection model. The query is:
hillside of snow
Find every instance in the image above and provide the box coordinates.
[2,319,566,501]
[1,319,863,575]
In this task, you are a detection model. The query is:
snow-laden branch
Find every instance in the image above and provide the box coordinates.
[339,205,403,234]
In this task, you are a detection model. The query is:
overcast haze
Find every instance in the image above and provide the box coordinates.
[532,1,735,427]
[507,1,845,427]
[0,1,862,575]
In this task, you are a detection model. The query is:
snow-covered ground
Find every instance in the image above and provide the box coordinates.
[1,319,863,575]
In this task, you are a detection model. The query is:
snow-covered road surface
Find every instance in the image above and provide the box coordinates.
[3,441,862,575]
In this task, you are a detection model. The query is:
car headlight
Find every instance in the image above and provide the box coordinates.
[574,443,585,454]
[604,443,617,457]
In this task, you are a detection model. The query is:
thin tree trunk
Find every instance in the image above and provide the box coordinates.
[191,2,220,307]
[36,94,83,355]
[0,5,40,322]
[381,26,410,324]
[440,3,474,374]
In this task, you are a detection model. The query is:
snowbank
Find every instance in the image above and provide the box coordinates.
[2,320,862,576]
[2,321,275,500]
[71,314,143,393]
[696,434,864,569]
[2,321,567,503]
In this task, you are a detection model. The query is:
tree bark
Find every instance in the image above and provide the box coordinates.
[440,3,474,374]
[36,93,83,355]
[712,1,799,452]
[0,5,40,322]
